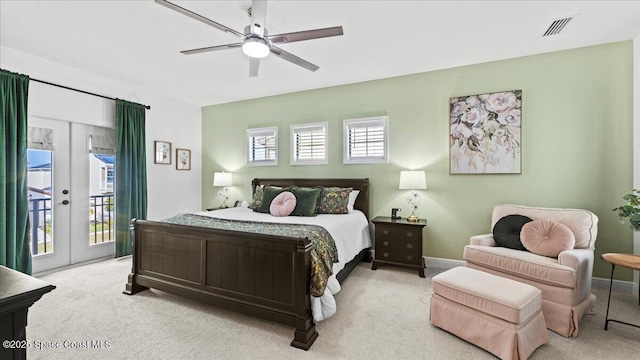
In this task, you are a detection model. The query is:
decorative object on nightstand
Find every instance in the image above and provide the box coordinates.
[371,216,427,278]
[399,170,427,222]
[213,171,233,208]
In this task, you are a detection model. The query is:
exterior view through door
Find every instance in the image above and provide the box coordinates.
[27,117,116,273]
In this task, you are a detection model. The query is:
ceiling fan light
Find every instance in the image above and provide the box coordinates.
[242,37,270,58]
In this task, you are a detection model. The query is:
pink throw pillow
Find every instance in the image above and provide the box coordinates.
[520,219,575,257]
[270,191,297,217]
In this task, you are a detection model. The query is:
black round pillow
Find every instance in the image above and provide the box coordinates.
[492,214,533,251]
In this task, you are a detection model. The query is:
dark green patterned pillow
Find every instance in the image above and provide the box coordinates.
[248,185,265,210]
[290,187,321,216]
[255,186,284,213]
[316,187,352,214]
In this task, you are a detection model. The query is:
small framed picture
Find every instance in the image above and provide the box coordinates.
[154,141,172,164]
[176,148,191,170]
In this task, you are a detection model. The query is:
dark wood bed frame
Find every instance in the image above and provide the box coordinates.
[124,178,371,350]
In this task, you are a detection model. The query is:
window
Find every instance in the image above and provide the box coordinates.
[291,122,328,165]
[247,127,278,166]
[343,116,389,164]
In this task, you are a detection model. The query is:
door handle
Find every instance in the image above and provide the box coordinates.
[58,200,70,205]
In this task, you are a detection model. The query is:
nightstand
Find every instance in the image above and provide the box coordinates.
[371,216,427,278]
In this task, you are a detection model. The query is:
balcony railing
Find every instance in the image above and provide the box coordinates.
[29,198,52,255]
[90,194,114,245]
[29,194,115,255]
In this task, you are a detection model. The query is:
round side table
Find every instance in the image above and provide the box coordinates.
[601,253,640,331]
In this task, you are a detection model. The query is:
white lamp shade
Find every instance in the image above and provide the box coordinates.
[399,170,427,190]
[213,172,233,187]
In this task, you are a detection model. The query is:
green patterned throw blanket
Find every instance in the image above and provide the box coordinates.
[163,213,338,297]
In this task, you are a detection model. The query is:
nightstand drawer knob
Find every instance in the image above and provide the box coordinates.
[406,243,413,249]
[383,230,389,235]
[383,241,389,246]
[406,232,413,237]
[407,256,413,261]
[383,252,389,258]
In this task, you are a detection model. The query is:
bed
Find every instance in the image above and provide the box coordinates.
[123,178,371,350]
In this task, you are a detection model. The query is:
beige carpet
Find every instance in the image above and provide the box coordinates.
[26,257,639,360]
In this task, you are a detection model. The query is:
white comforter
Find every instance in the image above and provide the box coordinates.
[198,207,372,322]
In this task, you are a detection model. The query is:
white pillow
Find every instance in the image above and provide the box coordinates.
[348,190,360,212]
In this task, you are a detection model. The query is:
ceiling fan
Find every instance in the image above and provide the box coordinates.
[155,0,344,77]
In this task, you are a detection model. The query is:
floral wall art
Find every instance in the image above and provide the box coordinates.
[449,90,522,174]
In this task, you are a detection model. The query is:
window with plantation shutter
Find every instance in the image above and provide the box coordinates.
[343,116,389,164]
[291,122,327,165]
[247,126,278,166]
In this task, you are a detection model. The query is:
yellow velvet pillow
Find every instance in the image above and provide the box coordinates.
[520,219,575,257]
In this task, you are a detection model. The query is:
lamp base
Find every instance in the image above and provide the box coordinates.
[220,199,229,209]
[407,212,419,222]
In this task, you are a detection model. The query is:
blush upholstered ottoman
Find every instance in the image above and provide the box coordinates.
[430,267,549,360]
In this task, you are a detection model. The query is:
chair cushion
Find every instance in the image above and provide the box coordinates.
[492,214,532,251]
[521,220,575,257]
[432,267,542,324]
[491,204,598,249]
[269,191,296,217]
[463,245,577,288]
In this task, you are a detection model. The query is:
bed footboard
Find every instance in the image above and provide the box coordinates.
[123,218,318,350]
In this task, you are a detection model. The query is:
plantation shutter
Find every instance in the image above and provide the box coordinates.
[293,123,326,163]
[346,118,387,161]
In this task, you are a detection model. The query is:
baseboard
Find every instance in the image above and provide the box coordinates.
[422,256,638,297]
[591,276,637,295]
[33,255,115,278]
[423,256,464,270]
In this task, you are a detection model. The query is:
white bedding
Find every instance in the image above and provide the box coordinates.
[197,206,372,322]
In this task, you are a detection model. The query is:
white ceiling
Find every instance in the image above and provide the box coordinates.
[1,1,639,107]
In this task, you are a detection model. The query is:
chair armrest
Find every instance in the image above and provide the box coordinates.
[470,234,497,247]
[558,248,595,301]
[558,249,593,270]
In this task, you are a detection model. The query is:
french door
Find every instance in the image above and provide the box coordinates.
[28,117,115,274]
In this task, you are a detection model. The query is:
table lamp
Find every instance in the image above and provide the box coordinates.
[399,170,427,222]
[213,171,233,208]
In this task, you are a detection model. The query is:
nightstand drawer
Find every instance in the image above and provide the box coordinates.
[376,237,421,252]
[375,249,421,265]
[371,216,427,278]
[375,226,421,241]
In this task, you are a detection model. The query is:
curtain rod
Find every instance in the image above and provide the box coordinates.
[30,77,151,110]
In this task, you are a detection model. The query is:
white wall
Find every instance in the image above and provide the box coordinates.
[634,36,639,294]
[1,46,202,220]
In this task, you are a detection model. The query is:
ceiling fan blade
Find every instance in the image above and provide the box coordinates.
[269,46,319,72]
[267,26,343,44]
[155,0,244,39]
[250,0,268,37]
[180,43,242,55]
[249,58,260,77]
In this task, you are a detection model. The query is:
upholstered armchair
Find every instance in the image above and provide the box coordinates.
[463,204,598,337]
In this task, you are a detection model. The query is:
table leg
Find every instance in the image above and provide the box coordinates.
[604,264,615,331]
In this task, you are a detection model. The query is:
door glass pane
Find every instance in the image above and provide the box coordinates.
[89,154,115,245]
[27,149,53,255]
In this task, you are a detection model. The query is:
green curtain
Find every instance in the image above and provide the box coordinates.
[0,69,32,274]
[115,100,147,257]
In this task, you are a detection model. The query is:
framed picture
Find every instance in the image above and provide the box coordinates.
[176,148,191,170]
[449,90,522,174]
[154,140,172,164]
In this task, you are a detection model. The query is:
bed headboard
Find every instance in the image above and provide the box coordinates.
[251,178,370,219]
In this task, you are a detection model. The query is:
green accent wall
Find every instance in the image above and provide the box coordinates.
[202,41,634,281]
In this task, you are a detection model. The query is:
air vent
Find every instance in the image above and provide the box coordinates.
[542,16,574,37]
